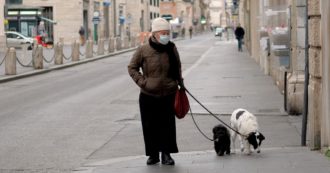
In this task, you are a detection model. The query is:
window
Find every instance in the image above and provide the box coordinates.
[5,0,22,4]
[154,0,156,6]
[150,12,153,20]
[141,10,145,31]
[141,0,144,3]
[150,0,152,5]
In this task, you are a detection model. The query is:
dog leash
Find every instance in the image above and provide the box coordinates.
[184,88,247,140]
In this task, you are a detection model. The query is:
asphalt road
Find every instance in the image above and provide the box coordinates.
[0,34,297,171]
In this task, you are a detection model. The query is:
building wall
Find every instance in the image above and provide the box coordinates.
[23,0,85,44]
[0,0,5,52]
[176,1,193,30]
[209,0,223,27]
[320,0,330,150]
[249,0,260,62]
[307,0,322,149]
[126,1,145,37]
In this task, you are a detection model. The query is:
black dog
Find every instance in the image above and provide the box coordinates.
[213,124,231,156]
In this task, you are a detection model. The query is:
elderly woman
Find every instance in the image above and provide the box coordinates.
[128,18,183,165]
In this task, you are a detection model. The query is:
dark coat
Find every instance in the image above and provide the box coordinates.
[235,26,245,39]
[128,37,182,97]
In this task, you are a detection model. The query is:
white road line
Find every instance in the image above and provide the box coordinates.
[182,46,214,78]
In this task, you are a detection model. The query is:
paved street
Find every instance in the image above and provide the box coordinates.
[0,33,329,172]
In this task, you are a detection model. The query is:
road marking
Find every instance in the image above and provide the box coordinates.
[182,46,214,77]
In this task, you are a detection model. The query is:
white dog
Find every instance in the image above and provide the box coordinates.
[230,108,265,154]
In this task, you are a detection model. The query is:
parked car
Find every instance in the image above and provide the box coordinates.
[5,31,34,50]
[215,27,224,37]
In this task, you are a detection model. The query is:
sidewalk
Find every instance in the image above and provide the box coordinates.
[73,37,330,173]
[75,147,330,173]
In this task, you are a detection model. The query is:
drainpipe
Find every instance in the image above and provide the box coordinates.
[301,0,309,146]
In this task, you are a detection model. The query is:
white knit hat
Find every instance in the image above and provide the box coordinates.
[151,18,170,32]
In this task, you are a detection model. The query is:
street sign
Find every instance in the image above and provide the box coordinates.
[103,0,111,6]
[119,16,125,24]
[92,17,101,24]
[93,11,100,18]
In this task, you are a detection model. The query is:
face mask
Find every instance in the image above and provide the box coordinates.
[159,35,170,45]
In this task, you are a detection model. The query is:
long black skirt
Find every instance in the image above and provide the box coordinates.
[139,92,179,156]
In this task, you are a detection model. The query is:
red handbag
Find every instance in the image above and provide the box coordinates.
[174,88,190,119]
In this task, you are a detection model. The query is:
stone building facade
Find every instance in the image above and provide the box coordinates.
[308,0,330,151]
[320,0,330,153]
[20,0,88,44]
[3,0,158,44]
[239,0,330,152]
[209,0,225,27]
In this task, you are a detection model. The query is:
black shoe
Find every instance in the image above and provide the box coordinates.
[146,156,160,165]
[161,153,175,165]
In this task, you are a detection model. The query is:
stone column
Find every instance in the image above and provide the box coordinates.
[33,45,43,69]
[97,39,105,55]
[116,37,122,51]
[307,0,322,150]
[72,41,80,61]
[286,0,305,114]
[54,43,64,65]
[5,48,16,75]
[124,37,129,49]
[249,0,260,63]
[85,40,93,58]
[108,38,115,53]
[321,0,330,151]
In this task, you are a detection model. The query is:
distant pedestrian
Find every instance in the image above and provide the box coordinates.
[181,27,185,38]
[79,26,85,46]
[128,17,184,166]
[189,26,193,39]
[235,24,245,52]
[37,21,47,43]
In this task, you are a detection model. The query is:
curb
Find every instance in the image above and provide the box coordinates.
[0,47,137,84]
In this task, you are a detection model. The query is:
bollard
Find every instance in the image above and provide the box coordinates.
[5,48,17,75]
[116,37,122,51]
[33,45,43,69]
[59,37,64,45]
[124,37,129,49]
[54,43,63,65]
[130,37,136,48]
[86,40,93,58]
[72,41,80,61]
[108,38,115,53]
[97,39,105,55]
